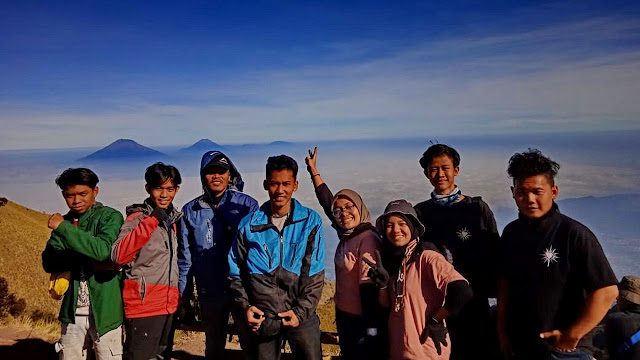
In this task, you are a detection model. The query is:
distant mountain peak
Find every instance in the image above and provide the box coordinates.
[179,139,224,153]
[79,139,167,161]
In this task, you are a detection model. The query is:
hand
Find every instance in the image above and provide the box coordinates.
[419,317,448,355]
[305,147,319,175]
[48,213,65,230]
[540,329,580,352]
[278,309,300,328]
[246,306,265,332]
[362,250,390,289]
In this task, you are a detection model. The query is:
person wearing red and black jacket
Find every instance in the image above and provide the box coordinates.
[228,155,325,360]
[111,163,183,360]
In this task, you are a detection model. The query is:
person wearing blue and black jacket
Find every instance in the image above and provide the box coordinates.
[229,155,325,360]
[179,150,258,359]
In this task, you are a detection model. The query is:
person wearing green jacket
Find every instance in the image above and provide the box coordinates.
[42,168,125,360]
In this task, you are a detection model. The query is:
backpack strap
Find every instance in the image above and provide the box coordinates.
[618,328,640,356]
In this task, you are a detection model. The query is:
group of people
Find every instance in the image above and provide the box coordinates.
[40,144,638,360]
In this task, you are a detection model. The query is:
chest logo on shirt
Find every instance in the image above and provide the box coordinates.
[541,246,559,267]
[456,227,472,242]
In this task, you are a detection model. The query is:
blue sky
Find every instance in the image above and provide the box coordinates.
[2,0,640,150]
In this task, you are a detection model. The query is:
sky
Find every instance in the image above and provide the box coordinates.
[2,0,640,150]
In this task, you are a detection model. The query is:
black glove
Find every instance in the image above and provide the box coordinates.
[150,207,169,222]
[420,317,448,355]
[362,250,389,289]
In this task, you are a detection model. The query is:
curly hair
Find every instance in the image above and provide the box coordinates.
[419,144,460,169]
[507,149,560,185]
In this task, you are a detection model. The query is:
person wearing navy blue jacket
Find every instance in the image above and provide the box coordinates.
[179,151,258,359]
[229,155,325,360]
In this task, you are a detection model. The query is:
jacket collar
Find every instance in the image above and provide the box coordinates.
[127,198,183,224]
[250,198,308,231]
[64,202,103,222]
[196,188,232,210]
[517,202,561,231]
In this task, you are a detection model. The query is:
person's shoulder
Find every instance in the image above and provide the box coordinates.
[501,218,521,236]
[181,195,205,213]
[95,204,124,220]
[229,190,258,205]
[557,212,597,240]
[414,198,434,210]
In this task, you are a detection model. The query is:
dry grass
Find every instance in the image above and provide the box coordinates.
[1,313,61,342]
[0,199,60,318]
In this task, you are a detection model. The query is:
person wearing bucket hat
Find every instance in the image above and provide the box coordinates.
[366,199,473,360]
[415,143,501,360]
[605,275,640,360]
[305,147,386,360]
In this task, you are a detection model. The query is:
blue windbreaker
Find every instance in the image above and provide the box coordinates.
[178,151,258,299]
[228,199,325,324]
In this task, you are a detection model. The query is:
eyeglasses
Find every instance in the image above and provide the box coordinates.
[332,203,356,218]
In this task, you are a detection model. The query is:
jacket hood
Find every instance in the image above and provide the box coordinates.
[200,150,245,196]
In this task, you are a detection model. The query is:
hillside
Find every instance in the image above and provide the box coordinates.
[0,199,59,316]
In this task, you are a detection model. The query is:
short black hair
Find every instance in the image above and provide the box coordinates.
[419,144,461,169]
[266,155,298,179]
[145,162,182,188]
[56,168,99,190]
[507,149,560,185]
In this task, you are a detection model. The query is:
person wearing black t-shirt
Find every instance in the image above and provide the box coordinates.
[497,149,619,360]
[414,144,500,359]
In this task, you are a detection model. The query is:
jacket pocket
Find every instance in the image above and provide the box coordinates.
[290,243,298,267]
[263,244,272,269]
[139,276,146,302]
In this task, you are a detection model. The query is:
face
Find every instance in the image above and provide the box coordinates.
[425,155,459,195]
[146,179,180,209]
[263,169,298,215]
[332,197,361,230]
[204,166,231,197]
[512,174,558,219]
[385,215,412,247]
[62,185,99,215]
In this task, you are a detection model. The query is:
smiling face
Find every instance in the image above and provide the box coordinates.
[385,214,412,247]
[425,154,459,195]
[264,169,298,216]
[146,179,179,209]
[332,196,361,230]
[62,184,99,215]
[512,174,558,220]
[204,165,231,197]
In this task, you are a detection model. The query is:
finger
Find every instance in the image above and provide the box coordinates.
[434,339,442,355]
[375,250,383,265]
[362,256,375,268]
[252,307,264,316]
[540,330,561,339]
[313,146,317,157]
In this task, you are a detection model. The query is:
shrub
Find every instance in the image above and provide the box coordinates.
[0,276,27,319]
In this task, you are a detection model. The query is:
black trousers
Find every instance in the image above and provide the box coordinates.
[244,314,322,360]
[124,314,173,360]
[202,296,233,359]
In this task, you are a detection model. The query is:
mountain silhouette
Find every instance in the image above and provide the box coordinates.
[78,139,167,161]
[178,139,225,153]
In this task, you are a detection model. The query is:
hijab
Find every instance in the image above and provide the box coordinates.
[331,188,372,240]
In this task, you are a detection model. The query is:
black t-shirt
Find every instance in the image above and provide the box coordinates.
[414,195,500,299]
[500,203,618,356]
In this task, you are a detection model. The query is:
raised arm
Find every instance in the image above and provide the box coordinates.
[111,208,165,265]
[305,147,337,224]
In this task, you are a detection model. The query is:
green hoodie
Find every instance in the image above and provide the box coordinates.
[42,202,124,337]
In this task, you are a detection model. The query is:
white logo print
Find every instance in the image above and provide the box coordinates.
[541,246,559,267]
[456,227,472,242]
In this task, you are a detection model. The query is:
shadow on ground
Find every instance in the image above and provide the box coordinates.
[0,338,57,359]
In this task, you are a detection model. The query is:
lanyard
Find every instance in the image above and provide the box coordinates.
[394,240,418,312]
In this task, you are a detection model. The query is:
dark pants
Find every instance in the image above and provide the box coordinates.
[335,309,387,360]
[244,314,322,360]
[124,314,173,360]
[202,296,232,359]
[447,297,500,360]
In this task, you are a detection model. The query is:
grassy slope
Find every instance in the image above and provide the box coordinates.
[0,199,60,317]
